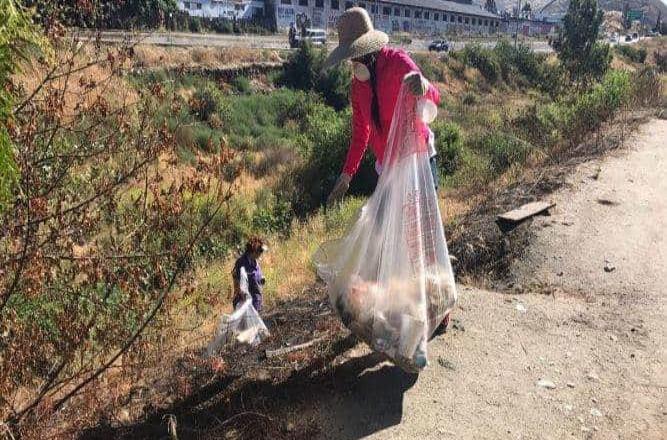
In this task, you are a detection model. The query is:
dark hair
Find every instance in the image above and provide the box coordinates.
[355,52,381,130]
[245,236,265,254]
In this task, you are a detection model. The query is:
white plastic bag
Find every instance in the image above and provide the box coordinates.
[206,268,270,356]
[315,82,457,372]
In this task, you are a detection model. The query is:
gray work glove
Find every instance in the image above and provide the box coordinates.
[327,173,352,206]
[404,72,429,96]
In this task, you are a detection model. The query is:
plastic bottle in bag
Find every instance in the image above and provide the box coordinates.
[314,81,457,372]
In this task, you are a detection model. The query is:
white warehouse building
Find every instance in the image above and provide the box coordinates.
[178,1,501,36]
[177,1,265,20]
[274,0,500,35]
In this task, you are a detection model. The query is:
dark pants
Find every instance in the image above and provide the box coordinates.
[430,156,440,191]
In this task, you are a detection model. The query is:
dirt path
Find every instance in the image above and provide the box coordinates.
[312,119,666,439]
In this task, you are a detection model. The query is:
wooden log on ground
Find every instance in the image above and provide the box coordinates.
[498,201,555,223]
[265,337,324,359]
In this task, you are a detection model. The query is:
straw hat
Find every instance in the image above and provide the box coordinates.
[323,7,388,70]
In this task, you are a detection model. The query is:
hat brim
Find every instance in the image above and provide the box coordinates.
[322,30,388,70]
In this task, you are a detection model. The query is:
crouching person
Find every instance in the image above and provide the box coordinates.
[232,237,267,313]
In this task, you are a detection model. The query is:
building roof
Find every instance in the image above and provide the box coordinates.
[381,0,500,19]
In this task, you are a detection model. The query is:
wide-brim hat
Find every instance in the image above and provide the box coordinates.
[323,7,388,70]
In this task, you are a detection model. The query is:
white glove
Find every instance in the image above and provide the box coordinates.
[327,173,352,206]
[403,72,429,96]
[352,62,371,82]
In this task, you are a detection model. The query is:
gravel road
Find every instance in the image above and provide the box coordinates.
[80,30,552,53]
[311,119,666,439]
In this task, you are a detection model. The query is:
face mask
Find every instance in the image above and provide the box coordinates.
[352,62,370,82]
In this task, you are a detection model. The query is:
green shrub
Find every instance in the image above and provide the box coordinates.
[631,66,662,107]
[189,17,202,33]
[191,82,229,123]
[221,89,315,150]
[615,45,648,63]
[412,53,448,83]
[654,50,667,73]
[474,132,533,175]
[279,42,322,91]
[460,44,500,83]
[431,121,464,175]
[316,61,351,111]
[555,0,611,85]
[279,42,351,110]
[280,105,376,215]
[461,91,478,106]
[493,40,543,86]
[538,61,567,97]
[252,188,293,234]
[231,76,252,94]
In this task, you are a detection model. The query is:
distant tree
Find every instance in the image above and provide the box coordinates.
[484,0,497,14]
[522,2,532,19]
[555,0,611,86]
[656,10,662,32]
[622,2,630,29]
[24,0,179,29]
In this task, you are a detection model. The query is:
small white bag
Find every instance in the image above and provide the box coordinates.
[206,268,270,356]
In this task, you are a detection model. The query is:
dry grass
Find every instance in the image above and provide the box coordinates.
[133,45,286,69]
[14,44,139,119]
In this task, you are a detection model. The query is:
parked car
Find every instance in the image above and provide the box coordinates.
[624,34,632,42]
[632,32,639,40]
[428,40,450,52]
[289,28,327,48]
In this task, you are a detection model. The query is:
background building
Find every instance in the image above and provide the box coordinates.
[273,0,501,35]
[177,0,265,20]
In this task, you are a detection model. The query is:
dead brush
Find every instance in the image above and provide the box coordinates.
[1,30,240,437]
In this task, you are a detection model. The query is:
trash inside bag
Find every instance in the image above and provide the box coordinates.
[207,268,270,356]
[315,83,457,372]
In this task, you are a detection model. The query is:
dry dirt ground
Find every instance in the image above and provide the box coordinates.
[309,119,666,440]
[82,120,665,440]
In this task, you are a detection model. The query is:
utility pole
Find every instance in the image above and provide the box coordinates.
[514,0,522,46]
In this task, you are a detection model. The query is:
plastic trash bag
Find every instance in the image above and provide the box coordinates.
[315,83,457,372]
[206,267,270,356]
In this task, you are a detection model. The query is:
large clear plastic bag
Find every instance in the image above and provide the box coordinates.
[207,268,270,356]
[315,83,457,372]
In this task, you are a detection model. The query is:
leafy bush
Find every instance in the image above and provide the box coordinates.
[630,66,662,107]
[412,53,448,83]
[537,60,567,97]
[231,75,252,94]
[460,44,500,83]
[1,0,44,212]
[475,132,533,174]
[221,89,315,150]
[461,91,479,106]
[654,50,667,73]
[615,45,648,63]
[555,0,611,85]
[278,42,351,110]
[190,82,229,123]
[493,40,543,85]
[534,70,632,147]
[280,104,377,214]
[252,188,293,234]
[431,121,464,176]
[189,17,202,33]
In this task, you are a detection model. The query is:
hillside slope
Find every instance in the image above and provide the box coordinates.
[477,0,667,25]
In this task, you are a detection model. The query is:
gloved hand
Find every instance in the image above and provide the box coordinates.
[403,72,429,96]
[327,173,352,206]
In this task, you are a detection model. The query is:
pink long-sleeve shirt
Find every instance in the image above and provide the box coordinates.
[343,46,441,177]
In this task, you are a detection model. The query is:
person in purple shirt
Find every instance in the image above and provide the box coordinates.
[232,237,267,313]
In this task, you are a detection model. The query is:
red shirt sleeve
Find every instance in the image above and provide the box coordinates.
[393,50,441,105]
[343,78,372,177]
